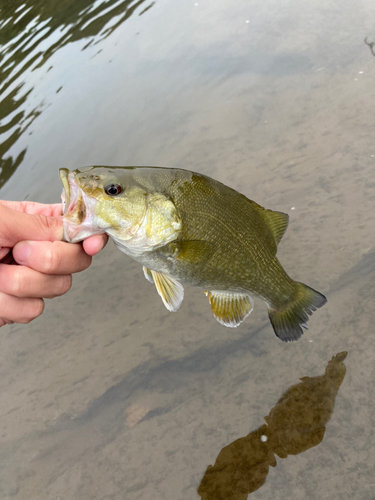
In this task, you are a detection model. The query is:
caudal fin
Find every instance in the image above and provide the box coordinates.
[268,283,327,342]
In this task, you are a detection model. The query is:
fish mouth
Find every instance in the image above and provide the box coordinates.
[59,168,71,215]
[59,168,86,223]
[59,168,101,243]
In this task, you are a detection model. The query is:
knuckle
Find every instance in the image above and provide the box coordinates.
[21,299,45,323]
[33,214,48,234]
[35,214,60,234]
[81,254,92,271]
[8,267,24,297]
[71,244,91,272]
[33,298,45,319]
[53,275,72,297]
[44,246,61,274]
[63,275,73,293]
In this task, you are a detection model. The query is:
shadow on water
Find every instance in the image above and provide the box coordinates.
[0,0,155,188]
[198,352,347,499]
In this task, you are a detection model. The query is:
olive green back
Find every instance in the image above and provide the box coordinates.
[132,167,280,292]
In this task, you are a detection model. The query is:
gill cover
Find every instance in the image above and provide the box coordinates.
[60,167,182,252]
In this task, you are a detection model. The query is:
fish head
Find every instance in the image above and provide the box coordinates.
[59,166,181,250]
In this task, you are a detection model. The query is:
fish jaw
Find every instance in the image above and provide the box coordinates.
[59,168,105,243]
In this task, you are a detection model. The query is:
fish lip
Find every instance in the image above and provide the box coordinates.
[59,169,86,242]
[59,169,82,219]
[59,168,70,215]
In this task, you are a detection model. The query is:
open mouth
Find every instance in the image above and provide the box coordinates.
[59,168,71,215]
[59,168,86,224]
[59,168,103,243]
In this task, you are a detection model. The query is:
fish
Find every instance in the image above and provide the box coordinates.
[59,166,327,341]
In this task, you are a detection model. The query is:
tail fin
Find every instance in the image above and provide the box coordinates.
[268,283,327,342]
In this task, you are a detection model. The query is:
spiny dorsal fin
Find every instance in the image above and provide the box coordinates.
[151,270,184,312]
[260,209,289,246]
[143,266,154,283]
[207,291,254,328]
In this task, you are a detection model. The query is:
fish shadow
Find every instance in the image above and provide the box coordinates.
[197,352,347,499]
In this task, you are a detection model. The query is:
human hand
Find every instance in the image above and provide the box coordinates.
[0,201,108,327]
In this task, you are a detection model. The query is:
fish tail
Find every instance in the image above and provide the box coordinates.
[268,282,327,342]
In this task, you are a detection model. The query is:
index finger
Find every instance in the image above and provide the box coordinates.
[0,200,63,217]
[0,203,63,246]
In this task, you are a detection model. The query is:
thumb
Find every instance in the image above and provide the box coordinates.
[0,203,63,247]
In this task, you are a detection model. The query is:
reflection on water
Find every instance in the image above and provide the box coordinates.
[0,0,154,188]
[364,37,375,57]
[198,352,347,499]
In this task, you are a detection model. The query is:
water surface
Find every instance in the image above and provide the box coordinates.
[0,0,375,498]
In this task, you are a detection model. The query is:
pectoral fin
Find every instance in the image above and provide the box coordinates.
[169,240,214,264]
[151,270,184,312]
[207,291,254,328]
[143,266,154,283]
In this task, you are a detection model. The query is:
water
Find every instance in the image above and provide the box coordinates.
[0,0,375,498]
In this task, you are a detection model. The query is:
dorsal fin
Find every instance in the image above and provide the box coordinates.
[259,209,289,245]
[240,195,289,246]
[151,270,184,312]
[206,291,254,328]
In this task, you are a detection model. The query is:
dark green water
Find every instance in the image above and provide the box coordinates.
[0,1,374,499]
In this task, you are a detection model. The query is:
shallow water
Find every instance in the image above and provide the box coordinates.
[1,0,375,498]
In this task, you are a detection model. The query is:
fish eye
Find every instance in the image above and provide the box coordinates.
[105,184,122,196]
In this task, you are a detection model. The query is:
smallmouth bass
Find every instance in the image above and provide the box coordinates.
[60,166,327,342]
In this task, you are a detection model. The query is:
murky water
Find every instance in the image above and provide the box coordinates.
[1,0,375,498]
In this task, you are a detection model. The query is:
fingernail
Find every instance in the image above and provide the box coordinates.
[15,242,31,264]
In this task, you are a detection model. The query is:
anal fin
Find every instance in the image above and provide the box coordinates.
[207,291,254,328]
[151,270,184,312]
